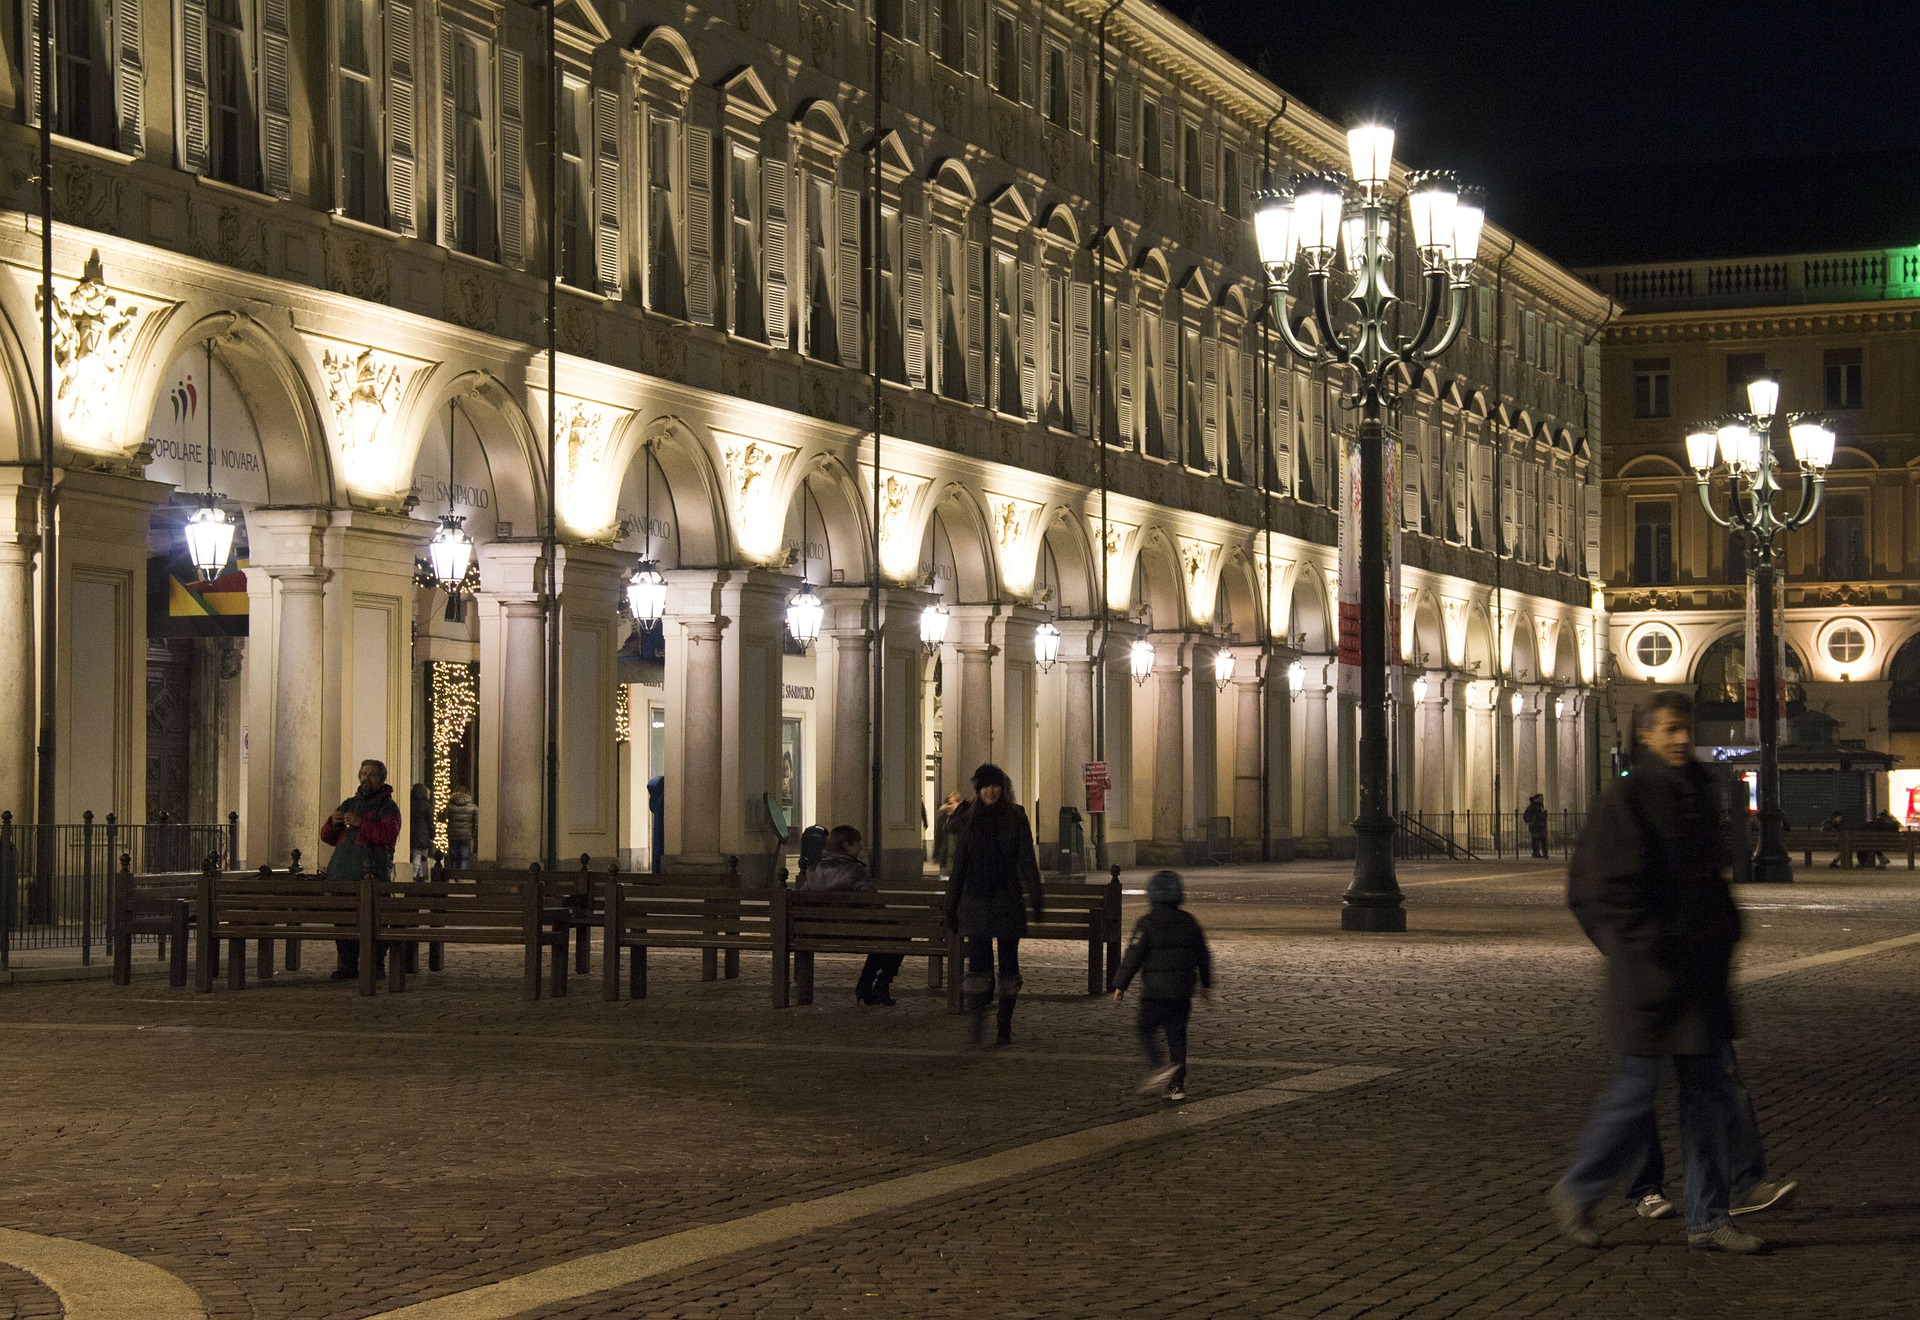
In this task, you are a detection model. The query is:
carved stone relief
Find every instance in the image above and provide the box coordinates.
[320,346,407,480]
[38,264,141,442]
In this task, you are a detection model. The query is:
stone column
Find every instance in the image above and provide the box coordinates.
[553,543,627,865]
[1099,618,1143,868]
[718,570,789,886]
[992,605,1043,810]
[319,511,421,821]
[1040,621,1098,866]
[0,470,37,819]
[1467,683,1496,815]
[1228,647,1265,859]
[941,604,999,797]
[244,508,330,867]
[1513,687,1541,806]
[1266,650,1294,856]
[1297,656,1332,849]
[661,569,726,871]
[1444,674,1471,825]
[873,588,933,878]
[813,589,873,840]
[1143,641,1190,865]
[1415,678,1449,817]
[475,543,546,866]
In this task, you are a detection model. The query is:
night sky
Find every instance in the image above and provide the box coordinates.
[1157,0,1920,267]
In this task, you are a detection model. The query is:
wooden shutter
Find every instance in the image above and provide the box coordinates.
[22,0,39,128]
[1019,22,1035,106]
[437,24,457,247]
[386,0,418,236]
[262,0,292,197]
[1115,289,1134,443]
[762,141,790,350]
[1584,484,1602,577]
[964,0,982,77]
[1402,429,1422,529]
[115,0,144,153]
[1238,339,1255,481]
[182,0,211,175]
[966,233,986,403]
[686,125,716,324]
[1069,278,1091,435]
[904,202,927,389]
[1201,130,1217,204]
[498,47,526,267]
[1160,316,1177,442]
[591,83,621,294]
[1500,458,1517,555]
[1201,335,1218,468]
[1114,76,1133,164]
[1018,248,1037,418]
[1158,105,1174,180]
[836,180,862,367]
[904,0,922,44]
[1270,362,1292,488]
[1069,50,1085,134]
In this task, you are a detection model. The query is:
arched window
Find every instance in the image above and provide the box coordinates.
[1890,635,1920,733]
[1694,632,1805,725]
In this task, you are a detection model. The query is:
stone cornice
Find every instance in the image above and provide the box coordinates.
[1606,300,1920,343]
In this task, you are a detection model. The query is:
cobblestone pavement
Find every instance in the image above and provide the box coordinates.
[1,859,1916,1319]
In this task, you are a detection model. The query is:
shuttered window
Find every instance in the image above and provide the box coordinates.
[937,230,968,401]
[334,0,383,221]
[992,251,1020,415]
[729,147,765,341]
[557,78,591,286]
[207,0,258,189]
[803,175,836,359]
[648,115,687,318]
[880,206,906,383]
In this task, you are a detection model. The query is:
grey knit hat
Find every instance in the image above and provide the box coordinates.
[1147,869,1184,905]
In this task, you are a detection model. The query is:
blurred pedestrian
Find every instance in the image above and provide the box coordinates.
[408,782,432,879]
[933,790,963,871]
[1524,793,1549,859]
[945,764,1045,1046]
[1113,869,1213,1102]
[439,786,478,870]
[1551,691,1762,1254]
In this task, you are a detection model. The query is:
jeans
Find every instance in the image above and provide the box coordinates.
[1137,998,1192,1086]
[1529,829,1549,859]
[1623,1040,1766,1203]
[965,935,1021,982]
[1561,1051,1739,1233]
[447,841,473,870]
[856,953,903,999]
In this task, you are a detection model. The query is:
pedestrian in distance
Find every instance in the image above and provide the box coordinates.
[797,825,904,1006]
[1821,810,1845,868]
[1550,691,1763,1254]
[439,786,478,870]
[321,759,402,982]
[933,790,963,872]
[408,782,433,879]
[1524,793,1550,859]
[944,764,1046,1047]
[1112,869,1213,1102]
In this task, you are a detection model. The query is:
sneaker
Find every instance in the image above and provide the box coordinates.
[1164,1084,1186,1101]
[1730,1178,1798,1217]
[1687,1223,1768,1254]
[1548,1183,1601,1248]
[1138,1065,1179,1095]
[1634,1192,1676,1221]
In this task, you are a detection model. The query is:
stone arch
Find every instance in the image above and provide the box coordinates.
[930,157,978,200]
[921,482,998,605]
[793,98,850,150]
[1288,561,1333,653]
[1136,248,1173,285]
[1041,204,1080,246]
[1132,528,1186,633]
[1618,453,1686,478]
[131,310,335,508]
[1464,604,1496,677]
[399,369,544,545]
[1039,506,1097,618]
[1553,618,1580,685]
[1887,631,1920,730]
[1215,548,1261,643]
[0,299,41,466]
[1509,611,1539,682]
[1410,590,1445,671]
[779,452,872,586]
[603,414,731,568]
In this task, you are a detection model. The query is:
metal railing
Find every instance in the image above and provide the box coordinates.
[1396,809,1586,862]
[1,810,239,967]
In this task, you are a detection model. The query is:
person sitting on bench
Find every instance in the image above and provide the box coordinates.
[798,825,902,1006]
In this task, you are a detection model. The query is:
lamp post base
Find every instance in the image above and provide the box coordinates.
[1340,899,1408,932]
[1746,850,1795,884]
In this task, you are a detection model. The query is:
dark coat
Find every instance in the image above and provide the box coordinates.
[798,850,872,893]
[320,783,401,882]
[1114,903,1213,1000]
[944,799,1045,937]
[409,784,432,851]
[1568,751,1741,1056]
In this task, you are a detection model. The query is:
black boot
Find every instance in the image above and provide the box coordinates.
[963,975,993,1045]
[994,976,1022,1046]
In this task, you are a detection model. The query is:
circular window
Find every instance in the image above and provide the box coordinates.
[1635,629,1675,669]
[1827,626,1868,665]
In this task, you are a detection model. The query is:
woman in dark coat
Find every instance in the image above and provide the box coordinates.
[944,763,1046,1045]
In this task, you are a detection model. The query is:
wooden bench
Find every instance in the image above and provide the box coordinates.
[194,868,363,993]
[378,871,571,999]
[110,858,199,988]
[1027,870,1126,994]
[601,879,785,1004]
[1783,828,1919,870]
[786,881,961,1010]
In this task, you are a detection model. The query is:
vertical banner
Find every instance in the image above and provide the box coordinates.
[1337,434,1361,696]
[1742,574,1786,744]
[1335,430,1402,698]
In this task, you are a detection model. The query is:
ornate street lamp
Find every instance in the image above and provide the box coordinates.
[1253,125,1485,932]
[785,477,824,649]
[626,440,667,625]
[1213,647,1237,691]
[920,602,950,654]
[421,399,477,623]
[1686,376,1832,883]
[1288,659,1306,696]
[1130,639,1155,686]
[182,340,236,581]
[1034,620,1061,672]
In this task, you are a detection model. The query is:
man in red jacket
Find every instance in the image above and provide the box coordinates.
[320,759,403,981]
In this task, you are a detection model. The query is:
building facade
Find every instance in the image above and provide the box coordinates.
[1586,247,1920,820]
[0,0,1605,879]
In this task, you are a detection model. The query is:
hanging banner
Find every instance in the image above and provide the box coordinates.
[1335,430,1403,697]
[1742,574,1786,744]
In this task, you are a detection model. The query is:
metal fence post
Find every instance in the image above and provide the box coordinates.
[1,810,13,969]
[228,811,240,869]
[81,810,94,966]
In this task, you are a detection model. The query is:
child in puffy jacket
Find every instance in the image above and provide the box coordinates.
[1112,869,1212,1101]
